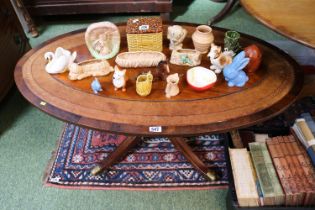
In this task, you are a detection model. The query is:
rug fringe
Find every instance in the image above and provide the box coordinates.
[44,182,228,191]
[42,123,68,185]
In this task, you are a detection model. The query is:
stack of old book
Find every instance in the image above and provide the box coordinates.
[229,134,315,207]
[266,136,315,206]
[292,113,315,166]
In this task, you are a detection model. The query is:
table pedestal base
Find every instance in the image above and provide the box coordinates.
[91,136,217,181]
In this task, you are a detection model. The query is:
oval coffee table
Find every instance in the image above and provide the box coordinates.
[14,22,303,181]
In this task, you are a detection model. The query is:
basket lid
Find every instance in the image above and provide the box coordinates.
[126,17,163,34]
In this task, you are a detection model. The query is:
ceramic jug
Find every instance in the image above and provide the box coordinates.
[136,72,153,96]
[192,25,214,54]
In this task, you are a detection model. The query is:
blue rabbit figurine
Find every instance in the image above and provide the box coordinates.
[223,51,250,87]
[91,78,103,94]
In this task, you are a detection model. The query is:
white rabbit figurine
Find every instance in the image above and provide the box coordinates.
[223,51,250,87]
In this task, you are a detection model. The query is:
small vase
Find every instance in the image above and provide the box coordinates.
[224,30,241,53]
[192,25,214,54]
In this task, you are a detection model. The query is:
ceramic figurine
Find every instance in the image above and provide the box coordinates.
[192,25,214,54]
[115,51,166,68]
[244,44,262,73]
[112,65,128,91]
[152,61,170,81]
[85,21,120,59]
[170,49,201,66]
[223,51,250,87]
[186,66,217,91]
[224,30,241,53]
[126,17,163,52]
[207,43,234,74]
[167,25,187,50]
[91,78,103,94]
[165,73,180,98]
[44,47,77,74]
[68,59,114,80]
[136,71,153,97]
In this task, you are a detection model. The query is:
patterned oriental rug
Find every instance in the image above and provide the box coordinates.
[44,124,229,190]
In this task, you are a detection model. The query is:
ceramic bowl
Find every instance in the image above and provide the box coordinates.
[186,66,217,91]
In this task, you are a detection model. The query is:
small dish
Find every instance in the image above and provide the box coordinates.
[186,66,217,91]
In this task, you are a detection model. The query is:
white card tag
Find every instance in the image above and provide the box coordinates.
[139,25,149,31]
[149,126,162,133]
[40,101,47,106]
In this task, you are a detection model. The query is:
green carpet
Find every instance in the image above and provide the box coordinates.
[0,0,291,210]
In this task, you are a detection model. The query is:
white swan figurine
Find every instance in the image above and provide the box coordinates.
[44,47,77,74]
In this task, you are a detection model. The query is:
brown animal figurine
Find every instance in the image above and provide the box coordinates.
[152,61,170,82]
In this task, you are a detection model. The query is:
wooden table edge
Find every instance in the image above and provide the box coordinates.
[240,0,315,49]
[14,22,304,136]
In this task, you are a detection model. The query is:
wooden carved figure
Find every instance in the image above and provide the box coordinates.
[112,65,127,91]
[207,43,234,74]
[167,25,187,50]
[165,73,180,98]
[223,51,250,87]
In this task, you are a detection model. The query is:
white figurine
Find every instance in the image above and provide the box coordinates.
[112,65,127,92]
[44,47,77,74]
[165,73,180,98]
[167,25,187,50]
[68,59,113,80]
[207,43,234,74]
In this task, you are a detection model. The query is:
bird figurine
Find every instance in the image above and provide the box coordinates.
[91,78,103,94]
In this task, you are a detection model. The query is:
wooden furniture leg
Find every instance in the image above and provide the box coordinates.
[169,137,217,181]
[160,12,170,21]
[208,0,238,25]
[10,0,39,37]
[91,136,217,181]
[91,136,140,175]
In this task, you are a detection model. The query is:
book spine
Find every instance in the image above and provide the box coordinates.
[293,137,315,206]
[295,118,315,147]
[292,118,315,167]
[279,136,306,206]
[307,146,315,166]
[249,142,285,206]
[229,148,259,207]
[266,138,295,206]
[301,113,315,136]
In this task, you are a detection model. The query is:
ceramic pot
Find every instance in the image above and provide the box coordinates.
[192,25,214,54]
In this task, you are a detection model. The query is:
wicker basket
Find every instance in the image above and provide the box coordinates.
[126,17,163,52]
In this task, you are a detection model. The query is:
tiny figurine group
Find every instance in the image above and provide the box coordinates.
[44,17,263,98]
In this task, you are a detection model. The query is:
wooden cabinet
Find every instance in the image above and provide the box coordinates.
[23,0,172,18]
[0,0,30,101]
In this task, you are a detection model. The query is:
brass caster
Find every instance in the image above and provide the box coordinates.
[207,171,217,181]
[91,165,102,175]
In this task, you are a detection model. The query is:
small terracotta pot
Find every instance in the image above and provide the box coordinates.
[192,25,214,54]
